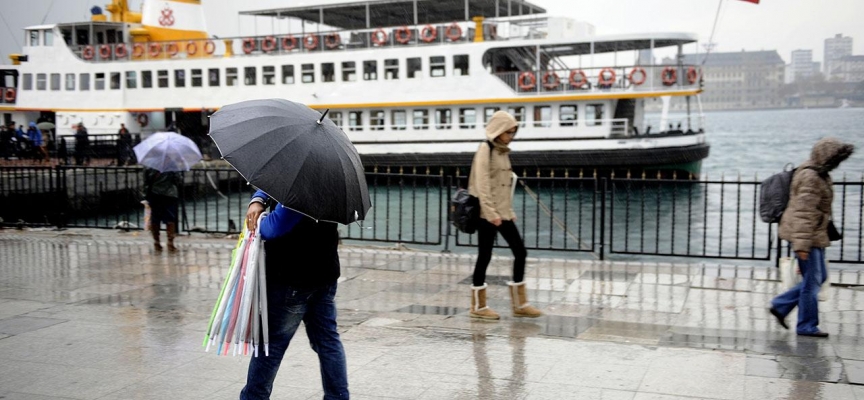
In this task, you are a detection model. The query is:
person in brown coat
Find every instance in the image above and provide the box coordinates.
[770,137,854,337]
[467,111,543,320]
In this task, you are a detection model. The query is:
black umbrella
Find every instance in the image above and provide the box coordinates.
[208,99,371,225]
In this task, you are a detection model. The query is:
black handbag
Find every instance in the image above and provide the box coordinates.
[827,220,843,242]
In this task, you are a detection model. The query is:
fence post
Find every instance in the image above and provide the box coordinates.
[442,175,452,253]
[54,165,67,230]
[599,177,606,260]
[775,227,781,268]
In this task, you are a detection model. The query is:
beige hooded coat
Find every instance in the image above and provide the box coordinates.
[779,137,854,252]
[468,111,518,222]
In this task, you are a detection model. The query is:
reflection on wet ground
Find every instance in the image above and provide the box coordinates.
[1,230,863,399]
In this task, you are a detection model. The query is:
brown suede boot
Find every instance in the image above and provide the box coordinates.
[166,222,178,252]
[470,284,500,320]
[508,281,543,318]
[151,222,162,252]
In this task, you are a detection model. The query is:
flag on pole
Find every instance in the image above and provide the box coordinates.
[737,0,759,4]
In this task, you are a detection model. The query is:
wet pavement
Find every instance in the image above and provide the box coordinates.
[1,229,863,400]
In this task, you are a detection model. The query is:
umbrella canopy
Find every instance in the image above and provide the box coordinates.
[209,98,371,225]
[36,122,55,131]
[133,131,202,172]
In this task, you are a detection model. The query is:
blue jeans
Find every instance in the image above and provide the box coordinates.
[240,282,348,400]
[771,248,827,335]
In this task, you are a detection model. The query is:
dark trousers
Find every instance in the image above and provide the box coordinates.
[473,219,527,286]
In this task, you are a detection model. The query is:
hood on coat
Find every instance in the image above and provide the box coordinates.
[808,137,854,173]
[28,122,37,129]
[485,111,518,142]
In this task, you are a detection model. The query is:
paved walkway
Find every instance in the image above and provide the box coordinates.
[0,229,863,400]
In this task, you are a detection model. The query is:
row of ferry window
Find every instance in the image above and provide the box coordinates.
[19,56,470,91]
[329,105,606,131]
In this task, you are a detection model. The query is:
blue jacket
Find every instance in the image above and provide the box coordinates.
[252,189,303,241]
[27,122,42,146]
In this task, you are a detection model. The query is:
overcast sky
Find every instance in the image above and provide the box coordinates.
[1,0,862,66]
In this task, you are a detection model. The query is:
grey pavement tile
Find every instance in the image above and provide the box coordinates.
[540,361,648,391]
[0,316,67,335]
[393,304,468,316]
[0,393,79,400]
[0,299,58,319]
[638,348,746,399]
[96,374,235,400]
[843,359,864,385]
[632,394,704,400]
[742,376,857,400]
[5,361,150,399]
[537,314,598,338]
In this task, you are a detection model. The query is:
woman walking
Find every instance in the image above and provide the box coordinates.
[143,167,182,252]
[467,111,542,320]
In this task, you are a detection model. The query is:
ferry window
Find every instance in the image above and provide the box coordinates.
[370,110,385,131]
[341,62,356,82]
[36,73,47,90]
[302,64,314,83]
[533,106,551,127]
[483,107,500,123]
[209,69,220,86]
[459,108,476,129]
[330,112,343,127]
[281,65,294,84]
[407,58,421,79]
[412,110,429,130]
[22,74,32,90]
[244,67,256,85]
[29,31,39,47]
[454,55,469,76]
[321,63,334,83]
[263,66,275,85]
[75,29,89,46]
[586,104,604,126]
[174,70,185,87]
[385,59,398,80]
[110,72,121,90]
[363,61,377,81]
[435,108,452,129]
[559,105,577,126]
[226,68,238,86]
[50,74,61,91]
[43,30,53,46]
[126,71,137,89]
[95,73,106,90]
[141,71,152,88]
[430,56,445,77]
[391,110,407,130]
[65,73,75,91]
[157,70,168,88]
[191,69,202,87]
[348,111,363,131]
[79,73,90,90]
[508,106,525,127]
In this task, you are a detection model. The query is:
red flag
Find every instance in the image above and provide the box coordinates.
[737,0,760,3]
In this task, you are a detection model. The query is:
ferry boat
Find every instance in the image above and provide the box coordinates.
[0,0,709,176]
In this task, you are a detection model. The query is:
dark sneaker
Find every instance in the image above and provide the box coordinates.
[798,331,829,338]
[769,307,789,330]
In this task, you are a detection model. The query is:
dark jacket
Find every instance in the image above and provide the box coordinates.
[779,137,854,252]
[74,127,89,151]
[144,168,182,198]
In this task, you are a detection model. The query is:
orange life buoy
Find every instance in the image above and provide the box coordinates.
[242,38,256,54]
[166,42,179,57]
[304,34,319,50]
[281,36,297,51]
[420,25,437,43]
[99,45,111,59]
[186,41,198,56]
[132,43,145,58]
[4,88,15,103]
[445,23,462,41]
[569,70,588,88]
[204,40,215,55]
[395,26,411,44]
[542,72,560,89]
[324,33,340,49]
[82,46,95,60]
[148,43,161,58]
[136,114,149,127]
[629,67,647,85]
[686,67,699,84]
[597,68,616,86]
[661,67,677,86]
[518,72,536,90]
[262,36,277,52]
[371,28,388,46]
[115,43,128,58]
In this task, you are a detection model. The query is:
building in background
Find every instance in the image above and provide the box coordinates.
[787,49,820,83]
[824,34,853,78]
[831,55,864,83]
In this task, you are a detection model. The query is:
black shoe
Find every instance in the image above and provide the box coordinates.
[769,308,789,330]
[797,331,829,338]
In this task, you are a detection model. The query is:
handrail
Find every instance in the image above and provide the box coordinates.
[495,65,703,95]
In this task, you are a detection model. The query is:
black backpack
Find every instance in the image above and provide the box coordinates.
[450,141,493,234]
[759,164,814,223]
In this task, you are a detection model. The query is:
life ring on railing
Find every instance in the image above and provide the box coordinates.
[324,33,341,49]
[281,36,297,51]
[395,26,412,44]
[204,40,216,55]
[262,36,277,52]
[136,113,149,127]
[82,46,95,60]
[629,67,647,85]
[148,43,161,58]
[304,34,319,50]
[186,41,198,56]
[569,70,588,88]
[420,25,437,43]
[132,43,145,57]
[518,72,536,90]
[445,23,462,41]
[686,67,699,84]
[597,68,616,86]
[661,67,677,86]
[4,88,16,103]
[99,45,111,59]
[114,43,128,58]
[166,42,179,57]
[242,38,256,54]
[371,28,388,46]
[542,72,560,89]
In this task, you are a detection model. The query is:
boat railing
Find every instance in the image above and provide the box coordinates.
[343,118,632,139]
[494,65,703,95]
